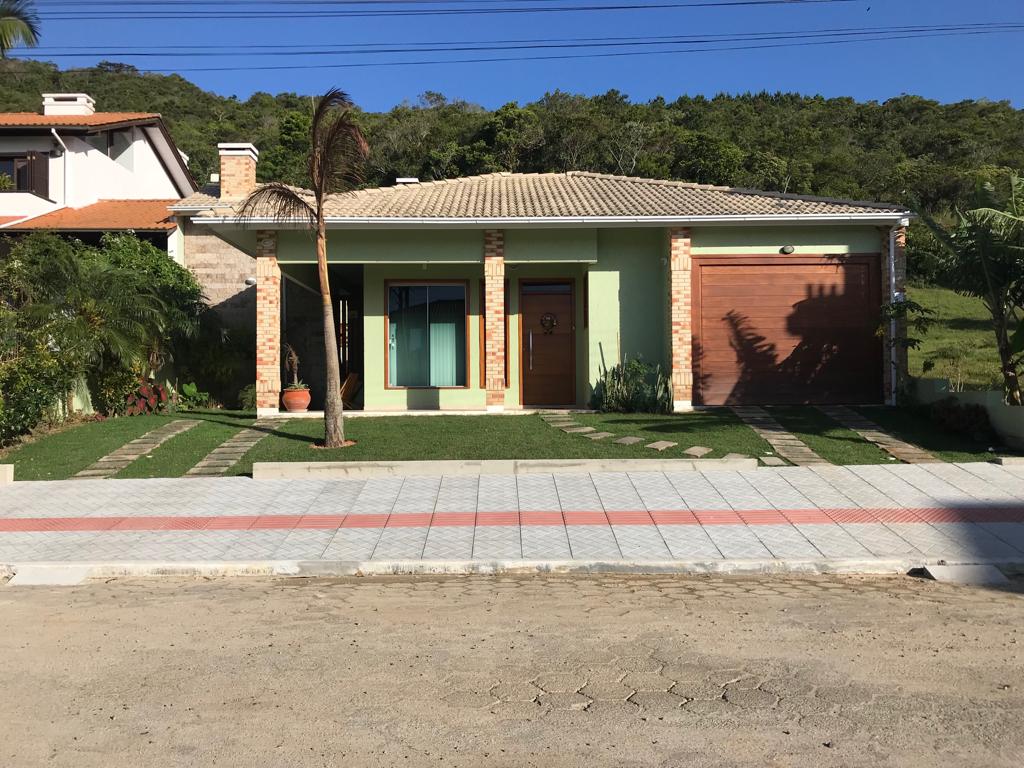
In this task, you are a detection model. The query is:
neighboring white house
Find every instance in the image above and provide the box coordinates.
[0,93,196,258]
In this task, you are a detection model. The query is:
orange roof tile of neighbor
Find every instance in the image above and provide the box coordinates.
[173,171,910,222]
[0,112,161,129]
[7,200,179,231]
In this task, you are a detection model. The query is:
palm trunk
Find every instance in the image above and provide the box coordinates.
[993,308,1023,406]
[317,215,346,445]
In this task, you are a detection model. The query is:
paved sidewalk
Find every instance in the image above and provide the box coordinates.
[3,463,1024,571]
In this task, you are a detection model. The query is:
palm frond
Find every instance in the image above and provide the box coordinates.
[0,0,40,56]
[309,88,369,199]
[236,182,316,229]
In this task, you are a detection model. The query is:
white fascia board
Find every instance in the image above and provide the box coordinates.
[187,212,913,229]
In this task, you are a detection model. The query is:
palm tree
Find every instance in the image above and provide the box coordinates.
[0,0,40,58]
[239,88,368,447]
[919,174,1024,404]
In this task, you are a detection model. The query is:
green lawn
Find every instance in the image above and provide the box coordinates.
[3,410,255,481]
[115,413,254,479]
[908,285,999,390]
[228,411,775,475]
[856,406,996,464]
[769,407,891,465]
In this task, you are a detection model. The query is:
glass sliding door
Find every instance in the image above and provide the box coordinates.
[387,283,467,388]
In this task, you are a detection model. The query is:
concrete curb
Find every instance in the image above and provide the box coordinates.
[0,464,12,484]
[252,457,758,479]
[3,556,1022,584]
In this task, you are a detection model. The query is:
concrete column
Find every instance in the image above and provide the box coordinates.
[669,227,694,412]
[483,230,506,411]
[255,230,281,416]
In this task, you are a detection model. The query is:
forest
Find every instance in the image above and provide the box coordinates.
[2,58,1023,279]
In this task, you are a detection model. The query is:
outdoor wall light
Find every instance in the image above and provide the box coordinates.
[780,245,796,254]
[244,277,257,286]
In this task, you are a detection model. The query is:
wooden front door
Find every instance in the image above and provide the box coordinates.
[520,282,575,406]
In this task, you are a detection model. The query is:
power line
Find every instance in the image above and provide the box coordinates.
[31,0,859,20]
[6,26,1019,73]
[20,24,1024,58]
[20,23,1016,54]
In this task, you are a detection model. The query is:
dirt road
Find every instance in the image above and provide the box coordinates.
[1,574,1022,767]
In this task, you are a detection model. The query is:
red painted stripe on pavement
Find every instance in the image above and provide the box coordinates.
[476,511,519,526]
[2,507,1023,533]
[650,510,698,525]
[386,513,432,528]
[519,511,564,526]
[563,511,609,526]
[607,511,654,526]
[340,514,388,528]
[431,512,476,527]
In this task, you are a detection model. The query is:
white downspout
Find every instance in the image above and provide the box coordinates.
[886,219,909,405]
[50,129,69,206]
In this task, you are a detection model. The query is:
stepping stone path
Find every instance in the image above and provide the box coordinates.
[645,441,677,452]
[816,405,939,464]
[73,420,201,480]
[541,414,722,458]
[185,420,276,477]
[729,406,827,466]
[760,456,786,467]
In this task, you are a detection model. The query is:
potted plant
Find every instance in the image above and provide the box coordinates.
[281,343,311,412]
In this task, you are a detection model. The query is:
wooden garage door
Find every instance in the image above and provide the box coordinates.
[692,254,884,405]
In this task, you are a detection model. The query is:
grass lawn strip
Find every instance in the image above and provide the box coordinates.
[229,411,775,475]
[855,406,995,464]
[769,407,891,466]
[116,418,251,479]
[3,410,256,481]
[908,286,999,389]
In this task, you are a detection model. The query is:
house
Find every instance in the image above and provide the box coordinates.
[172,143,912,416]
[0,93,258,331]
[0,93,193,251]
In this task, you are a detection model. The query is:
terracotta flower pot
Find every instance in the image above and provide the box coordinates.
[281,388,311,413]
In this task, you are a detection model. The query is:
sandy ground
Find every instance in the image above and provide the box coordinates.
[1,574,1022,767]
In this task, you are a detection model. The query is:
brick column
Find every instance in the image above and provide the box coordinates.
[255,230,281,415]
[483,230,506,411]
[881,224,908,405]
[669,227,694,412]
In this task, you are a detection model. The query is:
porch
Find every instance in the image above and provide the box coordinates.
[254,227,680,416]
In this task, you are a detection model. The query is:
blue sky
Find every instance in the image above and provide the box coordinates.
[22,0,1024,111]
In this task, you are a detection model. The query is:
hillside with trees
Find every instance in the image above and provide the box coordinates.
[2,58,1023,279]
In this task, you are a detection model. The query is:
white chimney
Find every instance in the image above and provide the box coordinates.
[42,93,97,117]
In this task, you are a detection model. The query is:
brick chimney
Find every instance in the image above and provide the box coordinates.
[217,143,259,199]
[42,93,96,116]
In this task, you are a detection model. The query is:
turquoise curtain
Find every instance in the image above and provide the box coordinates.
[389,285,465,387]
[429,297,466,387]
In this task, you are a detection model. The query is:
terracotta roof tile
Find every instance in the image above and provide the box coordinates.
[0,113,160,128]
[174,171,908,221]
[7,200,178,231]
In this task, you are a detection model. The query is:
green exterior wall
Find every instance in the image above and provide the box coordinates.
[274,223,884,411]
[690,226,884,255]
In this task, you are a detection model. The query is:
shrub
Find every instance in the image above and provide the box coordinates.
[237,383,257,410]
[590,357,671,414]
[177,381,210,410]
[928,397,995,443]
[125,379,171,416]
[86,365,139,417]
[0,339,71,444]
